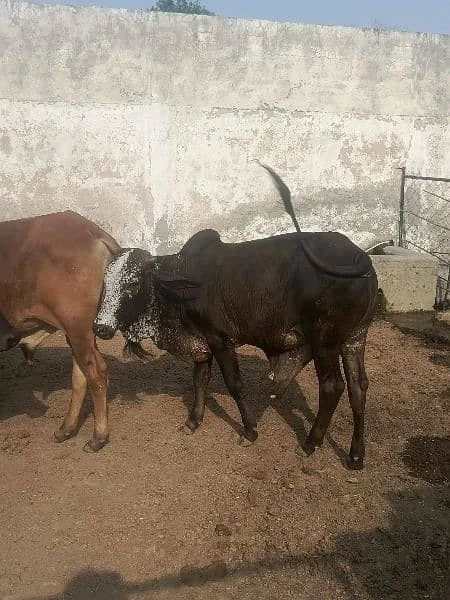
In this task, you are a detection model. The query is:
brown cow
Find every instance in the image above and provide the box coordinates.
[0,211,121,451]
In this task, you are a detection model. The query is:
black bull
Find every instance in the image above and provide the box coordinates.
[94,226,378,470]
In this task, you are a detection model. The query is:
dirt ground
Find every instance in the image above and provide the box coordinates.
[0,319,448,600]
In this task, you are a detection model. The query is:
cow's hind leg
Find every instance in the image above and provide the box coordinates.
[301,347,345,456]
[214,348,257,445]
[54,357,87,442]
[19,329,52,366]
[182,357,213,434]
[341,329,369,470]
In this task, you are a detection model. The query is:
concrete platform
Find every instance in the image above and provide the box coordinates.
[433,311,450,343]
[370,246,439,313]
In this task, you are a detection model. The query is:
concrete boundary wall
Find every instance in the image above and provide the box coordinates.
[0,1,449,252]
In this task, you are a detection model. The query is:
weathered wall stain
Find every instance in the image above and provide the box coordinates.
[0,130,12,155]
[0,0,449,253]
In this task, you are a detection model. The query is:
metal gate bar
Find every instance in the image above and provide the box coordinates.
[398,168,450,310]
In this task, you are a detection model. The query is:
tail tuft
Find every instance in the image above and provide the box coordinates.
[123,340,155,362]
[255,160,301,233]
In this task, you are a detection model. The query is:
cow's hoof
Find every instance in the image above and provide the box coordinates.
[346,456,364,470]
[239,436,254,447]
[296,440,316,457]
[54,428,77,443]
[83,437,109,453]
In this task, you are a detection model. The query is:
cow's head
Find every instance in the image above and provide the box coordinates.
[94,249,200,343]
[93,248,153,340]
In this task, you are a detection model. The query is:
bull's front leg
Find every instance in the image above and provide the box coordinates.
[182,357,212,434]
[214,347,257,446]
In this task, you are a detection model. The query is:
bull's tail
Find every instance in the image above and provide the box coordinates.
[123,340,155,362]
[256,161,374,278]
[255,160,301,233]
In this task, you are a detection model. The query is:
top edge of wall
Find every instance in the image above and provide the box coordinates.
[3,0,449,40]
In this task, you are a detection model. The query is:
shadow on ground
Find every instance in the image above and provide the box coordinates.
[0,340,347,462]
[386,313,450,363]
[27,485,449,600]
[402,435,450,484]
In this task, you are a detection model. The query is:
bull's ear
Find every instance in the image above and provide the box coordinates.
[155,272,201,302]
[157,272,200,289]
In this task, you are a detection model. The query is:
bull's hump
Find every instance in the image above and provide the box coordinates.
[180,229,221,258]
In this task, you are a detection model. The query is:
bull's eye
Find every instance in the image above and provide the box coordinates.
[124,280,140,298]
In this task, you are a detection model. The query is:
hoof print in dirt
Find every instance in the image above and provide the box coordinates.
[214,523,232,537]
[301,465,320,476]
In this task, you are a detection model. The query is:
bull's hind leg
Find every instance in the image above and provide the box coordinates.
[268,346,312,398]
[214,347,257,445]
[341,329,369,470]
[301,347,345,456]
[182,358,213,434]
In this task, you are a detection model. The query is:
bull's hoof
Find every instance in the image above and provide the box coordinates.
[54,428,77,443]
[83,437,109,453]
[239,436,254,447]
[346,455,364,470]
[179,420,198,435]
[239,429,257,446]
[296,440,316,457]
[179,424,195,435]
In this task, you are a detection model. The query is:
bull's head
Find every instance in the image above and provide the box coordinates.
[93,249,200,344]
[0,330,20,352]
[93,248,153,340]
[0,313,20,352]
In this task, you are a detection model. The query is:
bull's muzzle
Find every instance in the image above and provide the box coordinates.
[0,332,20,352]
[93,322,116,340]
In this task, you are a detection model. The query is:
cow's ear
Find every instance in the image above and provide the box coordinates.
[155,272,201,302]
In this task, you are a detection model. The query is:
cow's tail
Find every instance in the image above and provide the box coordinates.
[123,340,155,362]
[255,161,301,233]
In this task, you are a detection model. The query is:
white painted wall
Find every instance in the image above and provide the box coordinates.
[0,0,449,253]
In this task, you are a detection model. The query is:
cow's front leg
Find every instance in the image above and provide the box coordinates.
[214,347,257,445]
[182,358,212,434]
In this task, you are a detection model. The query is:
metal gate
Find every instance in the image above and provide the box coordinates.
[398,168,450,310]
